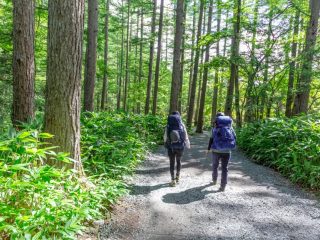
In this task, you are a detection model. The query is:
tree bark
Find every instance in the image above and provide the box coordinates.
[152,0,164,115]
[187,0,204,126]
[196,0,214,133]
[224,0,241,118]
[137,9,144,114]
[292,0,320,115]
[117,0,125,110]
[84,0,98,112]
[285,10,300,117]
[178,2,187,113]
[123,0,130,111]
[12,0,35,127]
[169,0,185,113]
[259,8,272,119]
[244,0,259,122]
[145,0,157,114]
[211,0,222,125]
[101,0,110,111]
[45,0,85,173]
[187,0,197,108]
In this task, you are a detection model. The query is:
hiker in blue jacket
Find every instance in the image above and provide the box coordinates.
[164,111,190,187]
[207,112,236,191]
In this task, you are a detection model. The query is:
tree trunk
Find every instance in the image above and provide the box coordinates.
[84,0,98,112]
[195,7,207,126]
[285,10,300,117]
[244,0,259,122]
[123,0,130,111]
[101,0,110,111]
[195,46,206,125]
[152,0,164,115]
[196,0,214,133]
[145,0,157,114]
[169,0,185,113]
[12,0,35,127]
[187,0,204,126]
[259,8,273,119]
[187,0,197,106]
[292,0,320,115]
[211,0,222,125]
[117,0,125,110]
[137,9,144,114]
[45,0,85,173]
[224,0,241,118]
[178,2,187,113]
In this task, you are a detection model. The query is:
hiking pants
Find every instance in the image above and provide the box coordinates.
[212,152,231,187]
[168,148,183,180]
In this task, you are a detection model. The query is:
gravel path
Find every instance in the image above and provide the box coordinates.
[100,133,320,240]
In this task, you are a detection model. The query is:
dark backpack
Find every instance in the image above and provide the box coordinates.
[211,116,236,151]
[166,114,185,150]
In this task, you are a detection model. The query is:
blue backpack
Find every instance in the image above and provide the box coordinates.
[166,114,185,150]
[211,116,236,151]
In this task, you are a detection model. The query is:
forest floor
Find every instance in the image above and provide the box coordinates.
[96,133,320,240]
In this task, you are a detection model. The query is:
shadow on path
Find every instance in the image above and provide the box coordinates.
[130,183,170,196]
[162,183,218,204]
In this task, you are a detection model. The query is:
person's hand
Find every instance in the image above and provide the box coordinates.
[205,150,210,156]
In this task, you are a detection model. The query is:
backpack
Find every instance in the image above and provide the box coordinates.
[166,114,185,150]
[211,116,236,151]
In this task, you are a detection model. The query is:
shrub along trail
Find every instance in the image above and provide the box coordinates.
[100,133,320,240]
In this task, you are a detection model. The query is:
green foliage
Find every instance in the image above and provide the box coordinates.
[0,112,164,239]
[238,114,320,190]
[81,112,165,176]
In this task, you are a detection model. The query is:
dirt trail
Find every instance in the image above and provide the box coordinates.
[100,133,320,240]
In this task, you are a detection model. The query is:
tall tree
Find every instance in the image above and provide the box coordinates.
[196,0,214,133]
[187,0,197,107]
[285,10,300,117]
[117,0,125,110]
[101,0,110,111]
[84,0,99,112]
[169,0,185,113]
[152,0,165,115]
[12,0,35,127]
[224,0,241,120]
[44,0,85,173]
[211,0,222,124]
[187,0,204,126]
[178,1,187,113]
[259,7,273,119]
[137,8,144,114]
[292,0,320,115]
[244,0,259,122]
[123,0,131,111]
[145,0,157,114]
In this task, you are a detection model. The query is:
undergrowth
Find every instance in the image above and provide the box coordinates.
[238,114,320,190]
[0,112,165,239]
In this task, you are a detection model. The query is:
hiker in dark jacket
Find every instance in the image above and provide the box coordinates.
[164,111,190,187]
[207,112,236,191]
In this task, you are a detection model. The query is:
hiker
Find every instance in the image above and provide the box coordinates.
[164,111,190,187]
[207,112,236,191]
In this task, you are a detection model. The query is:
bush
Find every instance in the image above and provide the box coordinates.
[0,112,165,239]
[238,114,320,190]
[81,112,165,176]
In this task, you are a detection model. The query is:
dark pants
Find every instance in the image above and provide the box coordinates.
[212,152,231,187]
[168,148,183,180]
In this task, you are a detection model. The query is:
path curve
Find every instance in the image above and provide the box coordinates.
[100,133,320,240]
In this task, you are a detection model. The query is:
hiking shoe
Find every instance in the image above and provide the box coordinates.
[211,180,217,185]
[218,186,226,192]
[170,180,176,187]
[175,176,180,184]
